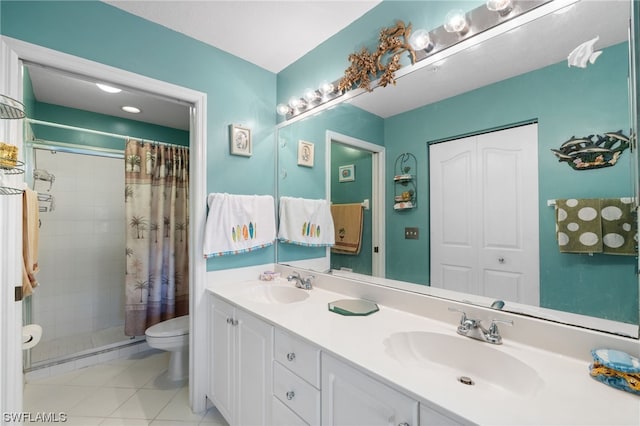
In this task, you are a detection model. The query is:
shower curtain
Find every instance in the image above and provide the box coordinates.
[124,139,189,336]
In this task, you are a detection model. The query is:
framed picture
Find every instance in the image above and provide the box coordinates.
[297,140,315,167]
[339,164,355,182]
[229,124,252,157]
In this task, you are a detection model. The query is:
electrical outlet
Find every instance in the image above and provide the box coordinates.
[405,227,419,240]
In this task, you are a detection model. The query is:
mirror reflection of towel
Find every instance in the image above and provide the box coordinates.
[331,203,363,255]
[555,198,637,255]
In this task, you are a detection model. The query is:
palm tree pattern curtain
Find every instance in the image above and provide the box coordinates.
[124,139,189,336]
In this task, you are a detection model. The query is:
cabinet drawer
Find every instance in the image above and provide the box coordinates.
[274,328,321,388]
[272,396,309,426]
[273,361,320,425]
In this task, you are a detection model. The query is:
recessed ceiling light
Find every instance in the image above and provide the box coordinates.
[121,106,141,114]
[96,83,122,93]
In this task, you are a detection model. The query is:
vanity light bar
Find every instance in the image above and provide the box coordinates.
[277,79,343,119]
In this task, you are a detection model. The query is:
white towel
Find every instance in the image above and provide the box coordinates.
[203,193,276,258]
[278,196,335,247]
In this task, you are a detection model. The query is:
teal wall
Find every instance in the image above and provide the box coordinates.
[384,42,636,323]
[1,0,277,271]
[30,102,189,149]
[330,143,373,275]
[277,103,383,263]
[277,0,484,116]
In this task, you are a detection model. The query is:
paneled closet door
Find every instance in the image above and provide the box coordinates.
[429,124,539,305]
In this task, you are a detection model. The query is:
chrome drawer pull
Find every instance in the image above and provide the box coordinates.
[286,352,296,362]
[286,391,295,400]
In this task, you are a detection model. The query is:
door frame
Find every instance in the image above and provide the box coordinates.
[326,131,385,277]
[0,36,209,413]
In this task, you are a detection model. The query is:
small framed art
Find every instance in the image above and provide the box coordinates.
[297,140,315,167]
[229,124,252,157]
[339,164,355,182]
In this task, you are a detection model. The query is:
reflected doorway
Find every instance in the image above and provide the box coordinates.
[327,131,385,278]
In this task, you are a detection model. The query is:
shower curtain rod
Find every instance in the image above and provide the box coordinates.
[26,118,188,149]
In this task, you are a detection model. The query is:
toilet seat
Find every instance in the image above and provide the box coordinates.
[145,315,189,338]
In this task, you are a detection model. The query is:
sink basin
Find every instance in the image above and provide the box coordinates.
[245,284,309,304]
[383,331,543,397]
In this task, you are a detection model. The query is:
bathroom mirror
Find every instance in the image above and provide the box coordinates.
[276,0,639,337]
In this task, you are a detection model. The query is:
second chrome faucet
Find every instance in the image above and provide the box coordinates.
[287,271,315,290]
[448,307,513,345]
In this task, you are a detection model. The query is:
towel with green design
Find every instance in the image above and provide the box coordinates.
[555,198,637,255]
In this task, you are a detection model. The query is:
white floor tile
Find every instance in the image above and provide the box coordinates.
[155,387,204,422]
[68,363,130,386]
[24,348,197,425]
[199,405,228,425]
[67,387,137,417]
[100,419,152,426]
[151,420,199,426]
[63,416,105,425]
[24,384,100,413]
[108,388,179,420]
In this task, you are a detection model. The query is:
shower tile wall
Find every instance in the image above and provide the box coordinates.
[33,150,125,347]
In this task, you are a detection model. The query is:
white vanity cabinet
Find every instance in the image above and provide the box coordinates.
[272,328,321,425]
[208,294,273,426]
[321,353,419,426]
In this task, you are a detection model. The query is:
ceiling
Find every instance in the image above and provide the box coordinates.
[28,0,380,131]
[103,0,381,74]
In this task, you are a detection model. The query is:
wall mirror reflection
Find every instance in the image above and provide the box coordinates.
[276,0,639,337]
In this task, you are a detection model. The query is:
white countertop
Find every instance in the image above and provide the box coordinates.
[207,278,640,425]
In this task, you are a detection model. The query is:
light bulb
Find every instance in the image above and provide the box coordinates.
[409,29,434,52]
[288,97,306,110]
[444,10,469,35]
[304,88,320,103]
[486,0,513,16]
[319,82,335,97]
[276,104,291,116]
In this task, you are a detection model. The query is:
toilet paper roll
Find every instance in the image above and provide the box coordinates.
[22,324,42,350]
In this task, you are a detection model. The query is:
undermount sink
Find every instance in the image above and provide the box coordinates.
[383,331,543,397]
[245,284,309,304]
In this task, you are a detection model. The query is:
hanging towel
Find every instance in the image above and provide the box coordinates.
[600,198,637,256]
[331,203,364,255]
[22,188,40,297]
[556,199,603,254]
[555,198,638,256]
[278,196,335,247]
[203,193,276,257]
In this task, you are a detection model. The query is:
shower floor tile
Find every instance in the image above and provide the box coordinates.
[24,350,228,425]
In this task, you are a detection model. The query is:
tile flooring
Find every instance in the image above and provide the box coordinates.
[24,350,228,425]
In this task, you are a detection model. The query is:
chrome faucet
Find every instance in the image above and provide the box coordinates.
[286,271,315,290]
[448,307,513,345]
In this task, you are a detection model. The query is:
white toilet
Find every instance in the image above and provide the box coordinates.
[145,315,189,381]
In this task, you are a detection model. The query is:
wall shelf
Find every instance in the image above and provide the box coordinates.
[0,158,25,195]
[393,153,417,210]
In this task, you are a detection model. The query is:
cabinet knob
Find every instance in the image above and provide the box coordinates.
[226,318,232,324]
[286,391,295,400]
[226,318,238,326]
[398,423,410,426]
[286,352,296,362]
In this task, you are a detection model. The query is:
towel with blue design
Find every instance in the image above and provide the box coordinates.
[589,349,640,395]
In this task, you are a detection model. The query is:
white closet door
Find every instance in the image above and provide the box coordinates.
[430,124,539,305]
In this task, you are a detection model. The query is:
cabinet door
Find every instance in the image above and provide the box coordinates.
[235,309,274,426]
[272,396,309,426]
[420,404,462,426]
[321,354,418,426]
[209,296,235,423]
